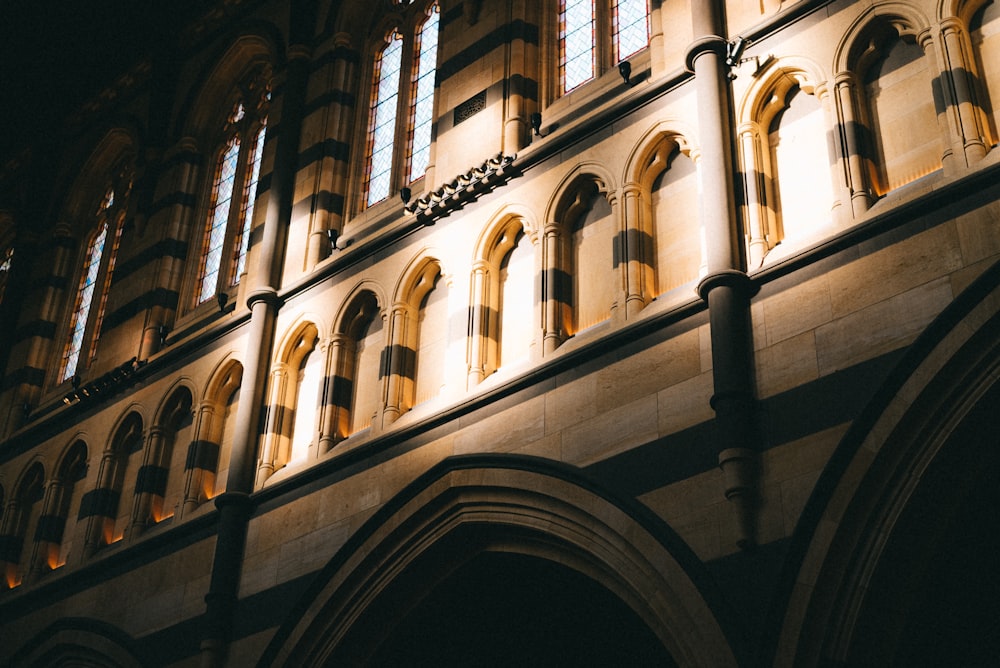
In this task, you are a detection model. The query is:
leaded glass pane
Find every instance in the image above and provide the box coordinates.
[198,136,240,304]
[560,0,595,93]
[0,246,12,305]
[62,222,108,381]
[408,4,439,182]
[614,0,649,62]
[367,32,404,206]
[89,213,123,363]
[234,124,266,282]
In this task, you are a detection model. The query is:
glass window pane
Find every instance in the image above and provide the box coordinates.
[61,219,109,381]
[560,0,595,93]
[0,245,12,305]
[233,123,266,282]
[408,4,439,182]
[614,0,649,62]
[366,32,404,206]
[198,136,240,304]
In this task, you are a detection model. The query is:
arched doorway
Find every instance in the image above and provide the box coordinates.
[356,551,675,667]
[260,457,739,667]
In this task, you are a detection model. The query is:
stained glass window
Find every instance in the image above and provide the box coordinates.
[234,124,266,281]
[61,190,118,382]
[367,32,404,206]
[198,136,240,304]
[613,0,649,62]
[0,245,12,305]
[408,5,439,182]
[560,0,596,93]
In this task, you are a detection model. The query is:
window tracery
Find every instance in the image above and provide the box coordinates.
[60,183,128,383]
[196,80,269,306]
[559,0,649,94]
[363,2,440,207]
[0,244,12,305]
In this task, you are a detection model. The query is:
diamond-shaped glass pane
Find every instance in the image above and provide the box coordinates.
[367,32,404,206]
[560,0,595,92]
[614,0,649,61]
[198,136,240,303]
[234,123,266,281]
[409,5,439,182]
[62,221,108,381]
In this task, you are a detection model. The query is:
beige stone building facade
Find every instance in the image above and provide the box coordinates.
[1,0,998,665]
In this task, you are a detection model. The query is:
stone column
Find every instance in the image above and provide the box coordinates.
[542,223,565,355]
[738,122,769,268]
[688,0,762,550]
[200,15,311,664]
[467,261,490,386]
[940,18,989,166]
[139,137,201,361]
[318,333,349,452]
[131,425,165,532]
[306,33,355,268]
[621,182,649,318]
[382,304,410,425]
[833,72,874,216]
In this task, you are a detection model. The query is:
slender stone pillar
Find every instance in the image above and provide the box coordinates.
[738,122,769,268]
[833,72,874,216]
[318,333,346,452]
[621,183,648,318]
[542,223,565,354]
[940,18,988,166]
[306,32,355,268]
[199,16,311,665]
[687,0,762,550]
[467,261,490,386]
[382,304,410,425]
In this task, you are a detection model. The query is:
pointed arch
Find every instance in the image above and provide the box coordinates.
[831,4,941,203]
[834,4,933,74]
[80,409,144,555]
[543,165,619,347]
[181,33,279,142]
[0,459,46,588]
[622,122,701,302]
[770,260,1000,666]
[10,618,146,668]
[384,252,449,420]
[735,57,835,264]
[468,208,539,385]
[130,382,196,529]
[256,320,321,485]
[186,356,243,509]
[321,283,388,448]
[34,438,90,572]
[258,455,740,667]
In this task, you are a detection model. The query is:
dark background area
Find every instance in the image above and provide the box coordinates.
[0,1,201,162]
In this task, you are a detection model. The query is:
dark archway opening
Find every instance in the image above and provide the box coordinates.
[845,380,1000,667]
[355,551,676,667]
[892,455,1000,666]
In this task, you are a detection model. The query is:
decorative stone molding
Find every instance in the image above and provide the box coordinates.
[404,154,516,222]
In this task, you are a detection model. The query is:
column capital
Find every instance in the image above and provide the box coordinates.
[684,36,727,73]
[697,269,758,301]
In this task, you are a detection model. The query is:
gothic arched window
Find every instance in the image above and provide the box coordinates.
[196,88,268,306]
[60,186,126,383]
[364,2,440,207]
[559,0,649,93]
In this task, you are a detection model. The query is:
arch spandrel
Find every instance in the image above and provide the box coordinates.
[834,3,933,75]
[770,260,1000,666]
[259,455,741,668]
[623,120,698,191]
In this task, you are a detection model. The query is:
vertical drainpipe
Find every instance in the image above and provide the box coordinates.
[686,1,761,550]
[199,12,312,668]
